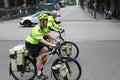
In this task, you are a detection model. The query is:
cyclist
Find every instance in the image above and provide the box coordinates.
[48,10,64,32]
[25,13,56,79]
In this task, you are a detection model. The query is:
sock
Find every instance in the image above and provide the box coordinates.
[37,70,41,76]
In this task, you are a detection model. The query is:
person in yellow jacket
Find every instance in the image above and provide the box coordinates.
[47,10,64,32]
[25,14,56,79]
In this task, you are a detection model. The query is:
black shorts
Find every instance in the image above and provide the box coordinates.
[25,41,48,58]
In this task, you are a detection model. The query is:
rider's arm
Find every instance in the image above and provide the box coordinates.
[48,16,61,32]
[39,39,55,47]
[47,34,56,41]
[53,20,61,31]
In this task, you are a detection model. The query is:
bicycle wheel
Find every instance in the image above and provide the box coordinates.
[10,57,36,80]
[51,57,82,80]
[58,41,79,59]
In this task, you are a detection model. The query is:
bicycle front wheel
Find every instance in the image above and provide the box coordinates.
[59,41,79,59]
[10,57,36,80]
[51,57,82,80]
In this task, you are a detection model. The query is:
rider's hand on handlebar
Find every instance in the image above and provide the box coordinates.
[49,44,56,50]
[50,44,56,48]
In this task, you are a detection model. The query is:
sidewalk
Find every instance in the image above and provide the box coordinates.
[59,6,104,21]
[83,6,104,20]
[59,5,120,22]
[81,6,120,21]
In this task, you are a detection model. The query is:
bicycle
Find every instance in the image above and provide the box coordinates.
[9,41,82,80]
[55,30,79,59]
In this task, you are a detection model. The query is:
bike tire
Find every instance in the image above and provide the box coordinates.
[51,57,82,80]
[10,57,36,80]
[58,41,79,59]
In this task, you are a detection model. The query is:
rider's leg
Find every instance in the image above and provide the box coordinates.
[36,47,49,79]
[25,41,49,79]
[36,55,42,76]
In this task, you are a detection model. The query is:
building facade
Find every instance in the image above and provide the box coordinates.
[87,0,120,18]
[0,0,37,7]
[1,0,120,18]
[103,0,120,18]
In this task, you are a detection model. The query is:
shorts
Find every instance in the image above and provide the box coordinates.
[25,41,47,58]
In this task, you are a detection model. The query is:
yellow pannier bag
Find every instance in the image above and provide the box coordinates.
[61,43,72,57]
[52,62,70,80]
[9,44,29,71]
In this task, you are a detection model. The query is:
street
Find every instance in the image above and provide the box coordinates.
[0,6,120,80]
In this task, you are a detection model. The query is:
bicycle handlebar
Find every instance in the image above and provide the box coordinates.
[56,29,65,41]
[48,40,61,55]
[58,28,65,34]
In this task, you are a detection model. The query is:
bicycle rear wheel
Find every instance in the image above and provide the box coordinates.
[51,57,82,80]
[59,41,79,59]
[10,57,36,80]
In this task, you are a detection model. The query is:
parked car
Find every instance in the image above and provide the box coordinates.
[19,11,61,27]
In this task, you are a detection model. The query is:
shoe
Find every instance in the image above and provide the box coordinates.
[37,74,48,79]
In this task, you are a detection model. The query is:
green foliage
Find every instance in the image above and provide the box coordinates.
[71,0,76,5]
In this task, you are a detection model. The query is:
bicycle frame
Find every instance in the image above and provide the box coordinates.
[24,42,61,73]
[40,44,62,69]
[56,30,65,41]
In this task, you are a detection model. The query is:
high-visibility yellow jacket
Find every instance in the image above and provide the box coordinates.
[26,23,50,44]
[47,16,61,31]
